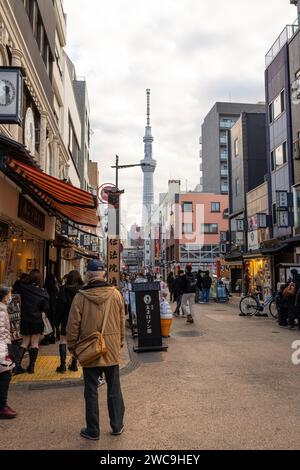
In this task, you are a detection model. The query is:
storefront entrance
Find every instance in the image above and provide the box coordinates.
[244,256,273,299]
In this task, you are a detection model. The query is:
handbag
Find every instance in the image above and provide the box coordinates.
[74,296,112,367]
[42,312,53,336]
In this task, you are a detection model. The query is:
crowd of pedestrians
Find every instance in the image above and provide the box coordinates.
[0,260,125,441]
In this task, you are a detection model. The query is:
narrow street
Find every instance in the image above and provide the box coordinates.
[2,301,300,451]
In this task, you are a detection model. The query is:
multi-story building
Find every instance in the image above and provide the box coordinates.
[0,0,99,284]
[73,76,91,191]
[229,112,267,252]
[201,102,266,195]
[158,182,228,274]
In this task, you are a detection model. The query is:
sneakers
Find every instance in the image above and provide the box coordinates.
[98,376,106,388]
[0,406,17,419]
[111,425,124,436]
[80,428,99,441]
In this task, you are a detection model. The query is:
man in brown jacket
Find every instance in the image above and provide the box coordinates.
[67,259,125,441]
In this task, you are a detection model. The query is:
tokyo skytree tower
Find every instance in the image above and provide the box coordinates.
[141,89,157,228]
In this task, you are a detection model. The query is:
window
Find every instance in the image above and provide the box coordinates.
[220,131,228,145]
[221,182,228,193]
[220,150,228,161]
[272,203,277,225]
[234,138,239,157]
[182,202,193,212]
[235,177,240,196]
[269,90,285,123]
[202,224,218,234]
[211,202,221,213]
[220,118,234,129]
[182,223,193,234]
[271,141,287,170]
[220,231,227,242]
[68,116,80,166]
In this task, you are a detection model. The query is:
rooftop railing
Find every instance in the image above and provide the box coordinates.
[265,18,299,68]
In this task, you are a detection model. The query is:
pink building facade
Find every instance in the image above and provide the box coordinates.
[165,192,229,273]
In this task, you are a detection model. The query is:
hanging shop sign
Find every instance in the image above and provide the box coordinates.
[276,191,289,209]
[0,67,23,125]
[107,237,120,287]
[248,230,259,251]
[18,195,45,231]
[62,248,75,260]
[278,210,289,228]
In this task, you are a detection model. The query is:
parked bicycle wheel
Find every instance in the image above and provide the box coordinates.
[239,295,259,316]
[269,300,279,319]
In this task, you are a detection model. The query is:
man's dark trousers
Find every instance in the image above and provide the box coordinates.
[83,365,125,437]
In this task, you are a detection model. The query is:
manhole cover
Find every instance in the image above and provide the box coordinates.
[174,331,204,338]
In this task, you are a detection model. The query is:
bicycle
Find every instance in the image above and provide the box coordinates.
[239,292,278,319]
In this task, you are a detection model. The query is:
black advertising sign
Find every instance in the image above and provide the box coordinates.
[132,282,167,353]
[0,67,23,125]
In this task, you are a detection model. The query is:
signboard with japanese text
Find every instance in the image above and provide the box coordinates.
[278,210,289,228]
[107,237,120,286]
[276,191,288,209]
[132,282,167,353]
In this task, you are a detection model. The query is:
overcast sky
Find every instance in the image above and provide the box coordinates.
[64,0,296,229]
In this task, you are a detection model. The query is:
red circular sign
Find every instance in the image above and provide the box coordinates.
[99,183,116,204]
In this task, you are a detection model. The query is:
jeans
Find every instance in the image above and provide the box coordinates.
[201,288,210,303]
[0,371,12,409]
[83,365,125,437]
[181,293,195,318]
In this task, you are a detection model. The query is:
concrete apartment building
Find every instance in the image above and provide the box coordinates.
[201,102,266,195]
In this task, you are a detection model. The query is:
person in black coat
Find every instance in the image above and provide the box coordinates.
[200,271,213,303]
[55,270,84,373]
[42,274,59,345]
[167,272,175,302]
[288,269,300,329]
[173,271,184,316]
[14,270,50,375]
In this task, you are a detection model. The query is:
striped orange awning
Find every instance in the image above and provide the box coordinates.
[7,158,99,227]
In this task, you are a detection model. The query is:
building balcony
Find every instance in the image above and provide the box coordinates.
[265,18,299,68]
[220,169,228,177]
[220,120,233,129]
[220,153,228,162]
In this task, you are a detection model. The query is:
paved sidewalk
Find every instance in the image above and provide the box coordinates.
[3,302,300,450]
[11,339,131,387]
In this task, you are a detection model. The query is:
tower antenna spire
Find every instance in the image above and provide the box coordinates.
[146,88,151,126]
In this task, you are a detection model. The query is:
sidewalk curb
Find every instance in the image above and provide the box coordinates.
[11,335,140,392]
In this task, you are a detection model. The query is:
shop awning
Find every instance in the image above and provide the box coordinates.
[0,136,99,228]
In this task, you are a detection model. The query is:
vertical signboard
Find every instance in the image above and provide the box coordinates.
[107,237,120,287]
[132,282,167,353]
